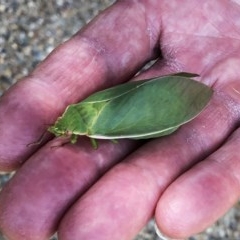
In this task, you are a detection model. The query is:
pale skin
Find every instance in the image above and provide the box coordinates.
[0,0,240,239]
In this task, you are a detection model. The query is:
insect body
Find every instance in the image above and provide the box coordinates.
[48,73,213,148]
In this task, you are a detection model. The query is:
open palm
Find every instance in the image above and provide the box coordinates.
[0,1,240,239]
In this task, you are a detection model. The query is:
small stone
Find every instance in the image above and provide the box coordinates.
[0,4,6,12]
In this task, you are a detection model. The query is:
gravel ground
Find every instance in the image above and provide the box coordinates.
[0,1,240,239]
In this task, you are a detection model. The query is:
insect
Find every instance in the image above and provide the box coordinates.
[48,73,213,148]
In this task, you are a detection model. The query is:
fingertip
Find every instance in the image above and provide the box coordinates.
[154,163,239,239]
[155,176,211,239]
[155,190,190,239]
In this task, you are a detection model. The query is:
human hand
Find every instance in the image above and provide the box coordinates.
[0,1,240,239]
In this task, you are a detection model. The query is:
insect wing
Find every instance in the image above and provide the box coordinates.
[82,80,149,103]
[88,75,213,139]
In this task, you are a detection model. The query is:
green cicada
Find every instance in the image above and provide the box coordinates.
[48,73,213,148]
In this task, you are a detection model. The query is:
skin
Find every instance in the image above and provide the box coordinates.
[0,0,240,239]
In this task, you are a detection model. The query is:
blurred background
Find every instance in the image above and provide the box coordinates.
[0,1,240,239]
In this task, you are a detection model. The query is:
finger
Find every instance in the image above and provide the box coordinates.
[155,128,240,239]
[0,1,161,171]
[144,59,240,239]
[0,138,138,240]
[58,88,240,240]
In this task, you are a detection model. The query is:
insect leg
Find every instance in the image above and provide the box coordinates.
[90,138,98,149]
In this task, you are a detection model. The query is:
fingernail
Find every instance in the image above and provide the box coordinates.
[154,221,180,240]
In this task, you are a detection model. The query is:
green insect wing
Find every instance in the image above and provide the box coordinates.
[48,73,213,144]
